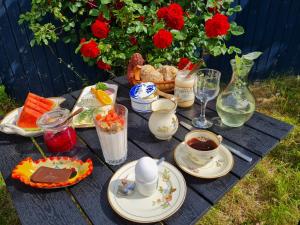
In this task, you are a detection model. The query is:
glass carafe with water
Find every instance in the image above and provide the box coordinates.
[216,59,255,127]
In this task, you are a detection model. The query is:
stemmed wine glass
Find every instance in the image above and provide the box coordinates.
[192,69,221,129]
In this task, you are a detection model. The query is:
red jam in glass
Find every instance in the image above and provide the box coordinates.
[37,108,77,153]
[44,127,77,152]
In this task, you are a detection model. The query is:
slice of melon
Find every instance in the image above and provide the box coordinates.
[17,107,42,129]
[26,98,52,112]
[17,93,55,130]
[25,101,49,115]
[28,93,55,108]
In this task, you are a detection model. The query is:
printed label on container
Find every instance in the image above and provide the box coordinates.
[174,87,194,102]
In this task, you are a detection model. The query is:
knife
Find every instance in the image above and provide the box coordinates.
[179,121,253,162]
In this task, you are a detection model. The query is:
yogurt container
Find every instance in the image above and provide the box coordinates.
[130,82,159,113]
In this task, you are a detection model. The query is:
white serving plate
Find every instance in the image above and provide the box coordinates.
[71,83,118,128]
[0,97,65,137]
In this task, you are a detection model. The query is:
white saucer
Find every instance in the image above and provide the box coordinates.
[107,160,187,223]
[174,142,234,179]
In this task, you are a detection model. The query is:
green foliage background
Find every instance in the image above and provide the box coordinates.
[19,0,244,72]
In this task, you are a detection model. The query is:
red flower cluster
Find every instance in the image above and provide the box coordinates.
[205,13,230,38]
[157,3,185,30]
[91,20,110,39]
[80,39,100,58]
[97,60,111,70]
[177,58,195,70]
[129,36,138,45]
[138,16,145,22]
[114,0,124,10]
[153,29,173,49]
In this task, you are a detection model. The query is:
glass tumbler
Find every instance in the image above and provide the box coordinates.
[93,104,128,165]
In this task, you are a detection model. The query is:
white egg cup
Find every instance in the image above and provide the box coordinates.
[136,176,158,197]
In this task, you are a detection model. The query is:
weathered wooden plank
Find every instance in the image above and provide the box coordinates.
[43,44,68,96]
[0,133,88,225]
[18,0,55,97]
[3,0,44,95]
[63,93,212,225]
[0,3,30,100]
[54,41,78,92]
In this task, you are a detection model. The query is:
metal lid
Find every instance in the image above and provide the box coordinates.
[129,82,156,99]
[37,108,70,129]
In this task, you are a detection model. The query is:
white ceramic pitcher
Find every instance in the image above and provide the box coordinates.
[148,98,178,140]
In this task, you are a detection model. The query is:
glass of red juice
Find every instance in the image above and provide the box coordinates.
[37,108,77,153]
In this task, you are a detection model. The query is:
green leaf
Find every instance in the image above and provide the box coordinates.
[89,9,100,16]
[171,30,186,41]
[69,4,78,13]
[243,52,263,61]
[101,0,112,4]
[230,25,244,36]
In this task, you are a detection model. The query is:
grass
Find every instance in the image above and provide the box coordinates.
[0,77,299,225]
[0,86,18,118]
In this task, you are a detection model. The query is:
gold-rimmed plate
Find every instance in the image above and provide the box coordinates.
[107,160,186,223]
[174,142,234,179]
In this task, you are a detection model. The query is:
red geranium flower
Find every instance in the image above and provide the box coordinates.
[205,13,230,38]
[80,39,100,58]
[177,58,194,70]
[91,20,110,39]
[153,29,173,49]
[97,60,111,70]
[114,0,124,10]
[129,36,138,45]
[138,16,145,22]
[157,4,185,30]
[168,3,184,16]
[157,7,169,20]
[166,13,184,30]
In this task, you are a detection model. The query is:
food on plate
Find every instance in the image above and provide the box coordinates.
[95,109,125,133]
[140,65,164,82]
[30,166,75,183]
[74,109,94,125]
[96,82,109,91]
[91,87,113,105]
[157,65,178,81]
[17,93,55,130]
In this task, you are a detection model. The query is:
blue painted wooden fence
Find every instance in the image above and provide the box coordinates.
[0,0,299,101]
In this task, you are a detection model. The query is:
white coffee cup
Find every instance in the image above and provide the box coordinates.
[184,130,223,166]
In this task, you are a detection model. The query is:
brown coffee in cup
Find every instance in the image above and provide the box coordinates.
[187,137,218,151]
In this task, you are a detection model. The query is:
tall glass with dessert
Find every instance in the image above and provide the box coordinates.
[93,104,128,165]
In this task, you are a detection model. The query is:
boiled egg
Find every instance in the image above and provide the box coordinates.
[135,157,158,183]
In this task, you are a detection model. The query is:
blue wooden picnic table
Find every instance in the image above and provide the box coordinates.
[0,76,293,225]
